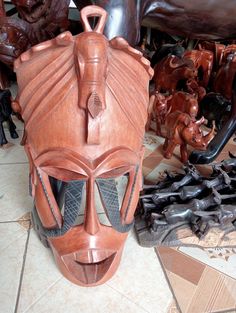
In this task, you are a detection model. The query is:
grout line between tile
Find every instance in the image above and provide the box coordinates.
[212,309,236,313]
[22,277,63,313]
[0,220,30,224]
[14,221,32,313]
[0,162,28,166]
[106,283,151,313]
[155,248,183,313]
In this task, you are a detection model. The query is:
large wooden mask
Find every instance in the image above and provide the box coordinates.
[14,5,153,286]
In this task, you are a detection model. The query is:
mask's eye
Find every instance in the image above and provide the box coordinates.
[96,170,135,232]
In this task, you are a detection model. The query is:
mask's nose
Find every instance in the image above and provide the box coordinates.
[84,178,100,235]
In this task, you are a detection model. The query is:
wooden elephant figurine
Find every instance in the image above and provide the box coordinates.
[0,89,18,145]
[183,50,214,88]
[153,55,198,93]
[163,112,215,163]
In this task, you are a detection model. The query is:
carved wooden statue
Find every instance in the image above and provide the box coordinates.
[11,0,70,44]
[163,113,215,163]
[153,55,197,93]
[147,92,172,135]
[183,50,214,88]
[14,5,153,286]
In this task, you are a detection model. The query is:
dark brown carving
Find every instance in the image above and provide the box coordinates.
[14,5,153,286]
[0,17,31,67]
[183,50,214,88]
[11,0,70,44]
[74,1,236,46]
[153,55,197,93]
[136,159,236,246]
[214,55,236,100]
[186,78,206,101]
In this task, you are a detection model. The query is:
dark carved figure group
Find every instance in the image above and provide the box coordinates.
[135,155,236,247]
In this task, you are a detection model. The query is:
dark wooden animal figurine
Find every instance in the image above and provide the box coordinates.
[151,42,185,67]
[163,112,215,163]
[11,0,70,44]
[190,75,236,164]
[0,89,18,145]
[198,93,232,130]
[214,55,236,100]
[154,55,197,93]
[183,50,214,88]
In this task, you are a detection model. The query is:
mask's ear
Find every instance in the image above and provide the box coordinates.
[34,168,63,229]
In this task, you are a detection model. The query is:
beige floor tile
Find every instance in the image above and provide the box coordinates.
[0,164,33,222]
[145,162,184,183]
[107,231,172,313]
[23,279,148,313]
[0,130,27,164]
[17,231,62,313]
[0,231,28,313]
[179,247,236,279]
[0,222,28,252]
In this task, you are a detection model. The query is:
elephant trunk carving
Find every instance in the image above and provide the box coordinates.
[75,6,108,145]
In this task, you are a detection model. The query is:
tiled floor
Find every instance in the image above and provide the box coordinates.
[1,109,236,312]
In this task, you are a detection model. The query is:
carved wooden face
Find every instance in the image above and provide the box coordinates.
[14,6,153,286]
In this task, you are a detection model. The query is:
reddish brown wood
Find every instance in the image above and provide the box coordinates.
[163,113,215,163]
[11,0,70,43]
[214,55,236,100]
[186,78,206,101]
[147,92,172,135]
[14,5,153,286]
[153,55,197,93]
[168,92,199,119]
[183,50,214,88]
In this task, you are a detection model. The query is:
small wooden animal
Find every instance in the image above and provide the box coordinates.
[153,55,198,93]
[163,112,215,163]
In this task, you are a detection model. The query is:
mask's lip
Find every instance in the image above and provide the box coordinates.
[66,249,116,264]
[62,249,117,285]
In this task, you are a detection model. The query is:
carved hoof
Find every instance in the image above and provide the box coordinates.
[10,131,19,139]
[0,138,8,146]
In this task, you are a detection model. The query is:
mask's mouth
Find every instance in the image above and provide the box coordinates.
[62,250,116,285]
[18,0,51,23]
